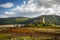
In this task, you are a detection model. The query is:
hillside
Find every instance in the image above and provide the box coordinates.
[0,15,60,25]
[0,17,30,24]
[39,15,60,25]
[26,15,60,25]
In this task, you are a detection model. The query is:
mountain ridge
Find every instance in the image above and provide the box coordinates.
[0,15,60,25]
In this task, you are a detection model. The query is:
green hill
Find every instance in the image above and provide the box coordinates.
[0,15,60,25]
[31,15,60,25]
[0,17,30,24]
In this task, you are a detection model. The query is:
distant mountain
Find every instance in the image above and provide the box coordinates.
[0,17,30,24]
[0,15,60,25]
[40,15,60,25]
[30,15,60,25]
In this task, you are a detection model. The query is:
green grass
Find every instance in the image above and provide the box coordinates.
[0,27,60,40]
[0,33,59,40]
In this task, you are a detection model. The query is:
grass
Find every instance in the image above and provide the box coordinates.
[0,26,60,40]
[0,33,58,40]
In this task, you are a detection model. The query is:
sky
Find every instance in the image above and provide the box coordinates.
[0,0,60,18]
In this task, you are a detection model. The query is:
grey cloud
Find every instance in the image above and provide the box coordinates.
[33,0,60,8]
[2,0,60,18]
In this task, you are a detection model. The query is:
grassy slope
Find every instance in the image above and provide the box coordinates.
[0,27,60,35]
[0,27,60,40]
[0,17,30,24]
[0,15,60,25]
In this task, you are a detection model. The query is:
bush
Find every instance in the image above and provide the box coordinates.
[25,24,35,27]
[49,24,56,26]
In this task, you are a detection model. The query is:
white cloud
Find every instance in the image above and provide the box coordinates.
[11,0,56,17]
[0,15,8,18]
[0,3,13,8]
[5,11,15,15]
[1,0,60,18]
[0,11,16,18]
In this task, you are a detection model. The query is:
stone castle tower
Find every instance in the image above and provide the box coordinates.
[43,16,45,24]
[39,15,45,24]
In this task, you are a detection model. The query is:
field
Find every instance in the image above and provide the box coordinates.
[0,27,60,40]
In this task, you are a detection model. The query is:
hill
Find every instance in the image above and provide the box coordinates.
[0,17,30,24]
[26,15,60,25]
[0,15,60,25]
[38,15,60,25]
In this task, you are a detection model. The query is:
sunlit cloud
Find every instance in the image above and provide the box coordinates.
[1,0,60,18]
[0,3,13,8]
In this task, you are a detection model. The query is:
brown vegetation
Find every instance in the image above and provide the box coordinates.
[0,27,60,37]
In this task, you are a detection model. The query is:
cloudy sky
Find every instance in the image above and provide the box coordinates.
[0,0,60,18]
